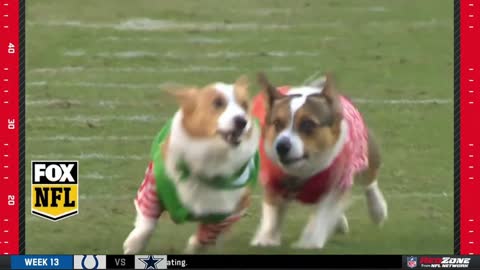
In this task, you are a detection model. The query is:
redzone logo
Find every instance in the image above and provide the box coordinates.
[420,257,471,265]
[420,258,442,264]
[441,257,471,264]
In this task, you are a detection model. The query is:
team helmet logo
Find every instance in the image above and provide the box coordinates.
[31,161,79,221]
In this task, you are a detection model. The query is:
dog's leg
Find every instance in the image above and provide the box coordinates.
[365,181,388,225]
[360,129,387,225]
[185,214,243,254]
[292,191,347,249]
[123,202,161,254]
[251,197,288,247]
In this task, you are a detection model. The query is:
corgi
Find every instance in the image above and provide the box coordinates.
[250,73,387,249]
[123,76,260,254]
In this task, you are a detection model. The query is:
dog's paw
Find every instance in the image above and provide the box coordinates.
[335,215,349,235]
[250,232,281,247]
[184,235,209,254]
[123,237,144,255]
[291,238,325,250]
[366,182,388,226]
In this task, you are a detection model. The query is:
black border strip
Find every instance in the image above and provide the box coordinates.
[19,0,26,255]
[453,0,460,255]
[31,210,78,221]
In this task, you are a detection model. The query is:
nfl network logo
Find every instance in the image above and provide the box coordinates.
[407,256,417,268]
[31,161,79,221]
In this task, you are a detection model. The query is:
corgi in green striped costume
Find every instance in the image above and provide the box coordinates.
[123,76,260,254]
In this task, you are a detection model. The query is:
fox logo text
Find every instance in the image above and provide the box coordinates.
[31,161,79,221]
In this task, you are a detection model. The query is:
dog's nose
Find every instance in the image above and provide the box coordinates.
[276,138,291,157]
[233,116,247,131]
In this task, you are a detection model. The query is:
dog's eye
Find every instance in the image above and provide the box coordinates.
[272,119,285,132]
[213,97,225,109]
[299,119,317,135]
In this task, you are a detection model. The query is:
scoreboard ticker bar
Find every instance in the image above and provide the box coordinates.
[0,255,477,269]
[0,0,20,256]
[0,0,476,266]
[0,254,401,269]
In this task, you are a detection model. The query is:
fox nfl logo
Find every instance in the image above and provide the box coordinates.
[31,161,79,221]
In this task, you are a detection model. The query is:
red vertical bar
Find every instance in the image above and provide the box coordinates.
[0,0,19,255]
[460,0,480,255]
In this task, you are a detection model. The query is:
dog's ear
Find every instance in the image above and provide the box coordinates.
[167,88,198,115]
[321,72,343,125]
[257,72,282,111]
[235,74,249,89]
[322,72,336,98]
[234,74,250,99]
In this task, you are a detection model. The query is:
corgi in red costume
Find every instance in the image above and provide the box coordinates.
[250,73,387,249]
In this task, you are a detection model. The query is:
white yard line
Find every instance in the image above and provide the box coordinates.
[81,173,122,180]
[63,50,85,57]
[26,96,450,123]
[366,19,451,29]
[62,50,320,59]
[28,66,294,74]
[98,36,336,44]
[101,36,226,44]
[353,98,452,105]
[27,81,181,90]
[352,6,388,13]
[27,19,294,31]
[250,6,387,16]
[28,135,152,142]
[27,18,449,32]
[30,153,147,161]
[27,115,164,123]
[26,97,453,108]
[24,192,452,206]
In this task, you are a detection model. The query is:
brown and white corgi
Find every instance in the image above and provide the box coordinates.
[123,76,260,254]
[250,73,387,249]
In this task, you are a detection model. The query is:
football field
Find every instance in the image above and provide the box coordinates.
[25,0,453,254]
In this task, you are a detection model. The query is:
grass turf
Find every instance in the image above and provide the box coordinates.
[25,0,453,254]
